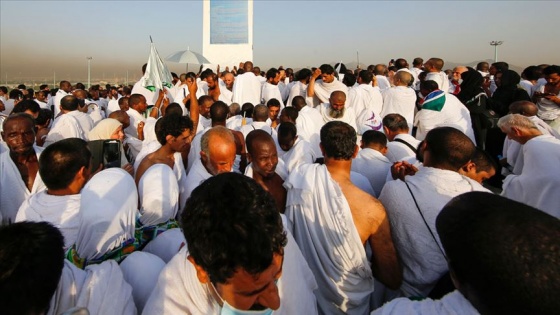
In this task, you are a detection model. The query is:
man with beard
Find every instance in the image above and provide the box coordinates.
[261,68,285,109]
[206,73,232,105]
[245,130,287,213]
[318,90,358,132]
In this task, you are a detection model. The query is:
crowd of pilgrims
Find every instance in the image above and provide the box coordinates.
[0,57,559,315]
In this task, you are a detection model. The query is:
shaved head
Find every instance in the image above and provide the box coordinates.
[394,71,413,86]
[509,101,538,117]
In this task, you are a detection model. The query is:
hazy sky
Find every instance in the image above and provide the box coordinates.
[1,0,559,85]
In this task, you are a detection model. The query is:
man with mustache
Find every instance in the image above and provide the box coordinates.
[318,90,358,132]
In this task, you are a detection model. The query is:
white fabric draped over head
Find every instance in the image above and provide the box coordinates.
[88,118,121,140]
[48,260,137,315]
[142,228,185,263]
[138,164,179,226]
[76,168,138,261]
[120,251,166,313]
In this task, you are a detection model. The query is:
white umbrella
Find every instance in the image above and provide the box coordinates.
[165,47,211,71]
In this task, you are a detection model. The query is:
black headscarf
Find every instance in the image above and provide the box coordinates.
[457,67,484,103]
[491,70,530,116]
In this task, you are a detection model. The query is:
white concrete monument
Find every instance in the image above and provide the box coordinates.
[202,0,253,68]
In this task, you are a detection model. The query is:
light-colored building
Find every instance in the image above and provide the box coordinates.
[202,0,253,68]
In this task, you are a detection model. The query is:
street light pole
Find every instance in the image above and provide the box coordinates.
[490,41,503,63]
[87,57,93,88]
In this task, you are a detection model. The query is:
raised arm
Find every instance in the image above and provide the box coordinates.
[307,68,322,97]
[150,89,166,118]
[187,78,199,139]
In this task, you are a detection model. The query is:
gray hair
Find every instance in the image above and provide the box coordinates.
[497,114,538,133]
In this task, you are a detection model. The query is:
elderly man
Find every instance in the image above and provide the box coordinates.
[232,61,262,105]
[143,172,318,314]
[245,130,287,213]
[285,121,401,314]
[318,90,358,132]
[500,100,559,175]
[449,66,468,95]
[307,64,348,107]
[498,114,560,218]
[381,71,417,131]
[0,114,46,224]
[184,126,237,200]
[187,101,246,174]
[379,127,489,298]
[221,72,235,91]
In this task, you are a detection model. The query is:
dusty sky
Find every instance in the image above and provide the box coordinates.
[1,0,559,85]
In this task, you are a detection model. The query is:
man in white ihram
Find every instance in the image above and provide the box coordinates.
[143,172,318,314]
[284,121,401,314]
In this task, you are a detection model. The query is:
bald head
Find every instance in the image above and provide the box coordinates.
[223,72,235,90]
[246,129,279,178]
[330,91,346,101]
[246,129,276,156]
[292,96,307,111]
[394,71,413,87]
[200,126,236,175]
[373,64,387,76]
[509,101,538,117]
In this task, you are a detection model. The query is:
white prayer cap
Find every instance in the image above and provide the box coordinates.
[138,164,179,226]
[76,168,138,261]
